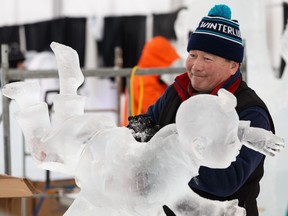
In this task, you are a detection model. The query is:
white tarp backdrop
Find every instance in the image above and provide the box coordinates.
[0,0,288,215]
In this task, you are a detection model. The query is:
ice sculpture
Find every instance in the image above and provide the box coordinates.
[1,42,284,216]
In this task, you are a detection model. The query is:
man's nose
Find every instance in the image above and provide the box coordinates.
[192,58,203,70]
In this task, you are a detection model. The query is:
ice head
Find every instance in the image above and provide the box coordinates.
[176,89,242,169]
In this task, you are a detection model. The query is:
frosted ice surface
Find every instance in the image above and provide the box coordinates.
[2,42,285,216]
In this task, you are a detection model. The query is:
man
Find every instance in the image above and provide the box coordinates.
[0,42,25,85]
[8,42,25,70]
[130,4,274,216]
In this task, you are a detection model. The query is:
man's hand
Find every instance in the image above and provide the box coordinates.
[127,114,160,142]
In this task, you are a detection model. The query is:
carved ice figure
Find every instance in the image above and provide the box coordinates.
[1,42,284,216]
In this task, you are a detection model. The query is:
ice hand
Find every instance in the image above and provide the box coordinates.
[224,199,246,216]
[241,127,285,157]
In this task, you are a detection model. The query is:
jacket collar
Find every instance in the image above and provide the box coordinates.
[174,69,241,101]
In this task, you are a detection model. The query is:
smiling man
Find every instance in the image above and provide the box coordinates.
[133,4,276,216]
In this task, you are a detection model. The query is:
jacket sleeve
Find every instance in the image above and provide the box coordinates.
[189,106,271,197]
[145,85,173,123]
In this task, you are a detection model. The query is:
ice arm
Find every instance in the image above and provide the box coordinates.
[50,42,84,95]
[238,121,285,156]
[50,42,86,126]
[2,81,52,162]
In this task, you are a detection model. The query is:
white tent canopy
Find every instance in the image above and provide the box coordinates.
[1,0,288,215]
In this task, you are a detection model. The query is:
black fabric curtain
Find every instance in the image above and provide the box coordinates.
[99,15,146,91]
[24,17,86,67]
[24,20,51,52]
[0,25,23,67]
[280,2,288,78]
[0,25,20,45]
[101,15,146,68]
[153,7,186,40]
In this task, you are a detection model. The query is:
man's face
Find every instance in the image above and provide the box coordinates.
[185,50,238,93]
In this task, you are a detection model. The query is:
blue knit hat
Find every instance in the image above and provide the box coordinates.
[187,4,244,63]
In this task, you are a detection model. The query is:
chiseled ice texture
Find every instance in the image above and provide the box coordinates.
[2,42,284,216]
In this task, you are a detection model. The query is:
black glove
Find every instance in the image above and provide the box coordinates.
[127,114,160,142]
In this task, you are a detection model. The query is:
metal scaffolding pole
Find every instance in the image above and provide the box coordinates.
[1,44,11,175]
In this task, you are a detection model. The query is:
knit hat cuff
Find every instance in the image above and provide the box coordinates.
[187,33,244,62]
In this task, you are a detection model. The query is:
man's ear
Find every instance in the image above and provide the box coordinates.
[230,61,239,74]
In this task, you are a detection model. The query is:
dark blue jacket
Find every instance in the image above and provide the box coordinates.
[146,71,274,216]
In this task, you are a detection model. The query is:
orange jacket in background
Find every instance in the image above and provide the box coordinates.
[122,36,179,126]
